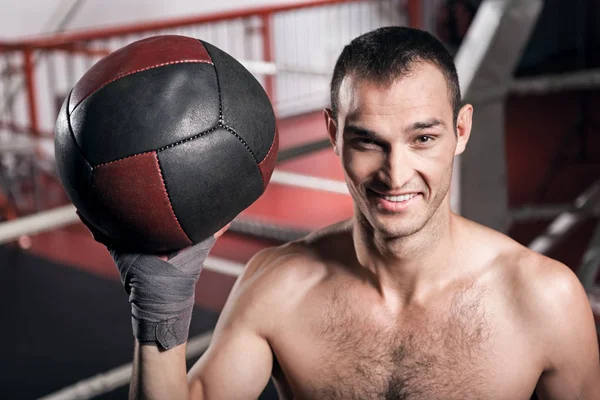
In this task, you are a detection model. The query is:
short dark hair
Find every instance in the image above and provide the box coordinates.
[330,26,461,124]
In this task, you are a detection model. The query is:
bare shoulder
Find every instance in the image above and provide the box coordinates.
[514,249,596,351]
[501,239,600,395]
[239,239,330,298]
[244,218,354,282]
[514,248,584,303]
[224,220,353,323]
[499,238,590,327]
[459,216,591,327]
[465,218,598,370]
[458,216,583,296]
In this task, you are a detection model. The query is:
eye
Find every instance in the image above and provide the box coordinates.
[415,135,434,145]
[358,138,377,145]
[353,138,380,149]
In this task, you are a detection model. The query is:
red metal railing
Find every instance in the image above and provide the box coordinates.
[261,13,275,106]
[22,48,37,134]
[0,0,421,135]
[0,0,421,50]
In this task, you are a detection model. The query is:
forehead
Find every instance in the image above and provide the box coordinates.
[338,62,453,124]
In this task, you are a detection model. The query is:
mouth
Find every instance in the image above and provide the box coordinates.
[367,189,421,212]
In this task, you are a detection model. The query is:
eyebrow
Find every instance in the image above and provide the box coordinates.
[344,118,447,139]
[406,118,447,132]
[343,124,382,139]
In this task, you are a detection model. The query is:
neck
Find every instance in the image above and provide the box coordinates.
[353,199,462,307]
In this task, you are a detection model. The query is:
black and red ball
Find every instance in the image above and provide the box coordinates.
[54,35,278,252]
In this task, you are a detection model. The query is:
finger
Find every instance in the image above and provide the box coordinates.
[215,223,231,239]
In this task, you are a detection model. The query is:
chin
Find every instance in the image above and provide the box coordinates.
[360,208,426,238]
[374,218,426,239]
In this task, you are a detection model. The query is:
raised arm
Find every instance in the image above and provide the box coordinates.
[126,246,280,400]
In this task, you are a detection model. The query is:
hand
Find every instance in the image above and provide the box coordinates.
[111,235,216,349]
[157,223,230,261]
[77,210,227,349]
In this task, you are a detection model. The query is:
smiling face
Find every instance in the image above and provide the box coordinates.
[326,62,472,239]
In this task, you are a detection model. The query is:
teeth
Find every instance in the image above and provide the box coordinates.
[381,193,417,202]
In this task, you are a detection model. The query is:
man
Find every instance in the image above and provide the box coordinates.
[99,27,600,399]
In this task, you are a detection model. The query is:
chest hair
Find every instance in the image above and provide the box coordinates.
[310,283,496,400]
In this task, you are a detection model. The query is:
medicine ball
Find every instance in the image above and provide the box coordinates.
[54,35,278,252]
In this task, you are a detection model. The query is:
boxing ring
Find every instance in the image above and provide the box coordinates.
[1,0,599,399]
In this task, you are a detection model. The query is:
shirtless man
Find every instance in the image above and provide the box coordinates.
[99,27,600,399]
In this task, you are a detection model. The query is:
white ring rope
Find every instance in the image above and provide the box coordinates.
[204,256,245,277]
[270,170,349,194]
[528,180,600,254]
[239,60,277,76]
[511,69,600,94]
[0,204,78,244]
[468,68,600,103]
[37,331,215,400]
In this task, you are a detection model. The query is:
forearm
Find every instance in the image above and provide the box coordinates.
[130,340,191,400]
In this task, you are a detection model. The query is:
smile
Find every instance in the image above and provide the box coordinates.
[367,190,421,212]
[380,193,418,203]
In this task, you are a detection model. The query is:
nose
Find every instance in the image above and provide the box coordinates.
[379,146,413,190]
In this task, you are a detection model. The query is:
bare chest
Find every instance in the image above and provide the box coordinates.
[309,307,494,399]
[271,286,540,400]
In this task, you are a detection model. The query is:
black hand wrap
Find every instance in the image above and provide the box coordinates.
[109,236,216,350]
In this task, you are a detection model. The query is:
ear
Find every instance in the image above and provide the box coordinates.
[454,104,473,156]
[323,108,339,155]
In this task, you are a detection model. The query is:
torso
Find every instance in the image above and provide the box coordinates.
[260,219,546,399]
